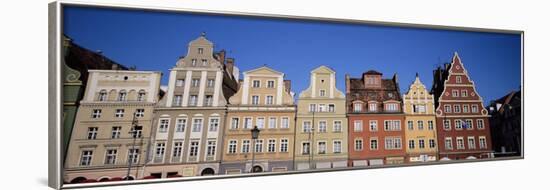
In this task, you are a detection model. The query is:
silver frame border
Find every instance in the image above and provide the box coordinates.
[48,1,525,189]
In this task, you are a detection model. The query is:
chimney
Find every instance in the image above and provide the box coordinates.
[345,74,350,93]
[284,80,291,92]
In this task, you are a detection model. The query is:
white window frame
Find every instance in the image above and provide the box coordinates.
[252,80,261,88]
[175,118,187,132]
[192,118,203,132]
[280,138,289,152]
[208,118,219,132]
[333,140,342,153]
[158,118,170,133]
[268,117,277,129]
[333,120,342,132]
[354,120,363,132]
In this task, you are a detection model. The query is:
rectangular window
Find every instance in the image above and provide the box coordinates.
[128,148,139,164]
[456,137,465,149]
[80,150,93,166]
[407,121,414,130]
[384,120,401,131]
[456,76,462,83]
[207,140,216,156]
[87,127,98,140]
[268,139,276,152]
[204,95,213,106]
[453,105,461,113]
[192,79,200,87]
[191,59,197,66]
[408,140,415,149]
[172,142,183,158]
[159,119,169,133]
[468,137,476,149]
[354,103,362,112]
[192,118,203,132]
[137,91,145,101]
[252,80,260,88]
[209,118,219,132]
[445,137,453,150]
[207,79,215,87]
[280,139,289,152]
[176,79,185,87]
[318,121,327,132]
[334,121,342,132]
[131,126,143,138]
[104,149,117,165]
[256,117,265,129]
[385,103,398,111]
[319,89,326,97]
[369,103,377,112]
[241,140,250,153]
[461,90,468,97]
[417,121,424,130]
[429,139,436,148]
[268,117,276,129]
[463,105,470,113]
[135,108,145,117]
[479,136,487,149]
[189,95,198,106]
[255,139,264,153]
[189,141,199,157]
[244,117,252,129]
[465,119,473,130]
[428,120,434,130]
[355,139,363,151]
[472,105,479,113]
[370,138,378,150]
[318,104,326,112]
[201,59,207,66]
[418,105,426,113]
[369,120,378,131]
[385,137,402,150]
[115,109,124,118]
[303,121,312,132]
[477,119,485,129]
[281,117,289,128]
[309,104,316,112]
[266,95,274,105]
[176,118,186,132]
[419,139,425,149]
[452,90,459,97]
[251,95,259,105]
[333,140,342,153]
[318,141,327,154]
[267,80,275,88]
[455,120,463,130]
[302,142,311,154]
[444,105,451,113]
[444,120,451,130]
[91,109,101,118]
[155,142,166,161]
[231,118,239,129]
[328,104,335,112]
[173,95,182,106]
[111,126,121,139]
[198,48,203,54]
[354,120,363,132]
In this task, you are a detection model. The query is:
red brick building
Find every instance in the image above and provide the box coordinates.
[346,70,406,166]
[431,53,493,160]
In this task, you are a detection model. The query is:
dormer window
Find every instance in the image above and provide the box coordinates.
[385,103,398,112]
[354,103,362,112]
[369,103,377,112]
[198,48,204,54]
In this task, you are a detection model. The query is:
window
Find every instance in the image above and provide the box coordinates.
[192,78,200,87]
[370,138,378,150]
[461,90,468,97]
[463,105,470,113]
[455,120,463,130]
[268,117,276,129]
[87,127,98,140]
[176,79,185,87]
[355,139,363,151]
[369,103,377,112]
[251,95,259,105]
[319,89,326,97]
[384,137,402,150]
[477,119,485,129]
[105,149,117,165]
[414,104,426,113]
[333,140,342,153]
[354,103,362,112]
[131,126,143,138]
[231,118,239,129]
[318,141,327,154]
[176,118,186,132]
[328,104,335,112]
[266,96,274,105]
[118,90,127,101]
[189,95,198,106]
[281,117,289,128]
[334,121,342,132]
[135,109,145,117]
[479,136,487,149]
[453,105,461,113]
[302,142,311,154]
[244,117,252,129]
[191,59,197,66]
[280,139,289,152]
[407,121,414,130]
[452,90,459,97]
[472,105,479,113]
[369,120,378,131]
[318,104,326,112]
[408,140,415,149]
[128,148,139,164]
[252,80,260,88]
[354,120,363,132]
[207,140,216,156]
[98,90,107,101]
[137,90,146,101]
[198,48,203,54]
[241,140,250,153]
[465,119,473,130]
[268,139,276,152]
[204,95,213,106]
[189,141,199,157]
[456,137,465,149]
[417,121,424,130]
[267,80,275,88]
[443,120,451,130]
[419,139,425,149]
[384,120,401,131]
[468,137,476,149]
[80,150,93,166]
[444,105,451,113]
[318,121,327,133]
[255,139,264,153]
[172,142,183,159]
[115,109,124,118]
[385,103,398,111]
[309,104,316,112]
[159,119,169,133]
[456,76,462,83]
[192,118,203,132]
[207,79,215,87]
[303,121,312,133]
[209,118,219,132]
[173,95,182,106]
[201,59,207,66]
[429,139,436,148]
[256,117,265,129]
[445,137,453,150]
[91,109,101,118]
[111,127,121,139]
[155,142,166,161]
[428,120,434,130]
[227,140,237,154]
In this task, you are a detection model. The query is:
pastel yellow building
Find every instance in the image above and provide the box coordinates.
[295,66,348,170]
[221,66,296,174]
[403,74,438,162]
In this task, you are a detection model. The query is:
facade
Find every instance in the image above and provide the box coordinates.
[346,71,406,166]
[487,90,521,157]
[221,66,296,174]
[431,53,493,160]
[64,70,162,183]
[144,34,240,178]
[295,66,348,170]
[402,74,438,162]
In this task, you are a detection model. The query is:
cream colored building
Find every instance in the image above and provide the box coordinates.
[144,34,240,178]
[64,70,162,183]
[221,66,296,174]
[295,66,348,170]
[403,74,438,162]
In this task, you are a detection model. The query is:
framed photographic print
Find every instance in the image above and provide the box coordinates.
[48,0,523,189]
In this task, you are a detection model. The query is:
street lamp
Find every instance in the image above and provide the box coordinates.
[250,126,260,173]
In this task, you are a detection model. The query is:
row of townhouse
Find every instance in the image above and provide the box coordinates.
[64,34,493,183]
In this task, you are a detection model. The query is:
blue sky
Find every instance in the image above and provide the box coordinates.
[63,6,521,106]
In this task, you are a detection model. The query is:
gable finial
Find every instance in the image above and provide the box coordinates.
[201,31,206,37]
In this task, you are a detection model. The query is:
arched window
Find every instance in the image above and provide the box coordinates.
[118,90,127,101]
[98,90,107,101]
[137,90,146,101]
